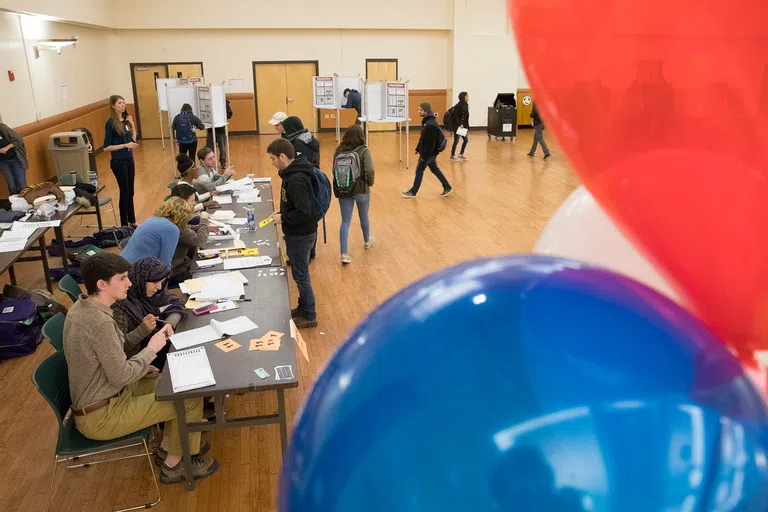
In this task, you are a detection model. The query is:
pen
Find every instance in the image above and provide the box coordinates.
[216,298,251,303]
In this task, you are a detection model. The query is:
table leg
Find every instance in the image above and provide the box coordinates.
[8,265,16,285]
[38,237,52,293]
[174,399,196,491]
[94,192,104,231]
[277,389,288,454]
[54,226,69,274]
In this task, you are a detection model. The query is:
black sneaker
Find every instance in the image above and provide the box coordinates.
[527,153,534,157]
[543,154,552,160]
[401,190,416,199]
[294,316,318,329]
[154,441,210,466]
[291,307,305,319]
[440,188,454,197]
[160,454,219,484]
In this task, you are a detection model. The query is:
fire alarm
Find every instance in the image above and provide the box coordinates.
[7,70,15,82]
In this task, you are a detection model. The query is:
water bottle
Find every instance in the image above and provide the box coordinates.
[89,170,98,187]
[246,203,256,232]
[69,170,77,185]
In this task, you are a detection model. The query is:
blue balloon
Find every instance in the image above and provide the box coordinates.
[280,255,768,511]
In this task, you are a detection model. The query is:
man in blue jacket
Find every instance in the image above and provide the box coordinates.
[402,102,453,198]
[342,88,362,125]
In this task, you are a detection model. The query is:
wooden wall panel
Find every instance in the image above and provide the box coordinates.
[226,93,257,133]
[319,108,358,131]
[408,89,448,127]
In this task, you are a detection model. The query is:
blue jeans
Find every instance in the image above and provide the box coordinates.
[410,156,451,195]
[338,194,371,254]
[285,231,317,319]
[451,133,468,156]
[529,125,550,156]
[0,157,27,195]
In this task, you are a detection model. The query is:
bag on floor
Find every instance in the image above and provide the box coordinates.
[310,168,332,222]
[2,284,68,319]
[94,226,134,248]
[68,244,103,264]
[0,298,42,360]
[332,149,363,198]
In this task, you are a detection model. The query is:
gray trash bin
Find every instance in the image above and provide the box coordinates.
[48,131,90,184]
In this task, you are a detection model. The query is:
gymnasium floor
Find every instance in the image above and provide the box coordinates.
[0,127,578,511]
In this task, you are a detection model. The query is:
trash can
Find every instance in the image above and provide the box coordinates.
[72,127,99,186]
[48,132,91,185]
[487,93,518,141]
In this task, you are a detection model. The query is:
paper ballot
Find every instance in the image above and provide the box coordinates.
[171,316,259,349]
[166,347,216,393]
[212,194,233,204]
[199,274,245,300]
[456,127,469,137]
[223,256,272,270]
[211,210,236,221]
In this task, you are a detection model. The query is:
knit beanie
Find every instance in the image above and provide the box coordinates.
[176,153,195,176]
[419,101,432,112]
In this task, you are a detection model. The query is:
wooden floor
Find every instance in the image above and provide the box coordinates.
[0,128,579,511]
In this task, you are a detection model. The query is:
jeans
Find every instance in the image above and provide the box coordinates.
[0,157,27,195]
[285,231,317,319]
[410,155,451,195]
[529,125,550,156]
[339,194,371,254]
[451,134,468,156]
[110,158,136,226]
[178,141,197,160]
[206,130,227,167]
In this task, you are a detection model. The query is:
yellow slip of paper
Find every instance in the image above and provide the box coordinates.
[259,216,274,228]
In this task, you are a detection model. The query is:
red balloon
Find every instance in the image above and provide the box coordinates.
[509,0,768,359]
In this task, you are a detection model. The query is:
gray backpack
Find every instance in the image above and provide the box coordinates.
[333,148,363,198]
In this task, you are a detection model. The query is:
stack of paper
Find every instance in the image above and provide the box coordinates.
[196,257,222,268]
[237,192,261,204]
[212,194,232,204]
[0,230,31,253]
[171,316,259,349]
[216,177,255,193]
[179,271,249,295]
[211,210,236,221]
[223,256,273,270]
[198,274,245,301]
[166,347,216,393]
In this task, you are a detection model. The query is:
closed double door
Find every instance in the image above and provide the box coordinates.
[254,62,316,135]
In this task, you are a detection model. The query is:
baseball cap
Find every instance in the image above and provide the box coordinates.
[269,111,288,125]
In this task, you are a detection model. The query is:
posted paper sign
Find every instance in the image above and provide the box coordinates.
[313,76,336,108]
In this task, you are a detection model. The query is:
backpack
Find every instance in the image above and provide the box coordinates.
[176,111,195,144]
[0,298,43,360]
[332,148,363,198]
[436,128,448,154]
[442,106,457,132]
[94,226,135,249]
[309,168,332,222]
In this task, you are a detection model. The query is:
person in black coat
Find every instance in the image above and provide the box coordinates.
[402,102,453,198]
[450,91,470,161]
[342,88,363,125]
[528,103,551,160]
[281,116,320,168]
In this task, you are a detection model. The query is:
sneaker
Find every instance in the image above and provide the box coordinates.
[527,153,534,157]
[450,156,459,161]
[543,154,552,160]
[341,254,352,264]
[365,235,375,249]
[293,316,318,329]
[459,155,468,161]
[401,190,416,199]
[440,188,454,198]
[155,441,210,466]
[160,454,219,484]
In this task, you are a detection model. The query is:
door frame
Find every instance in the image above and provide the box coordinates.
[129,61,205,140]
[365,58,399,81]
[252,60,319,135]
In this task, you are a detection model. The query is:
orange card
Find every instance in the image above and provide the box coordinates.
[263,330,285,341]
[293,325,309,363]
[215,338,241,353]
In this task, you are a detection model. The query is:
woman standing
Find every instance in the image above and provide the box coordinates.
[112,256,187,369]
[450,92,470,161]
[103,95,138,227]
[332,125,375,265]
[0,123,28,195]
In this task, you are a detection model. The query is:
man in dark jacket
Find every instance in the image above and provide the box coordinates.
[281,116,320,168]
[268,138,318,328]
[402,102,453,198]
[342,88,362,125]
[528,103,551,160]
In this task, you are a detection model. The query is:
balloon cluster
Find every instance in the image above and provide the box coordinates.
[279,2,768,510]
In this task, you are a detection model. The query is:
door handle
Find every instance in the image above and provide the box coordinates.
[287,98,294,103]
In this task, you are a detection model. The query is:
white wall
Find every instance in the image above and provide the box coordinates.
[108,29,450,103]
[1,0,111,27]
[0,12,111,127]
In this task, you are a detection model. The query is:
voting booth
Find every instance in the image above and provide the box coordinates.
[362,80,411,167]
[311,74,364,141]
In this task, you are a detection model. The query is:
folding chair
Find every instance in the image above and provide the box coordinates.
[41,312,66,351]
[57,274,82,304]
[32,352,161,512]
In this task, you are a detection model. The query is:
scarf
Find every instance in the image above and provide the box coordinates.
[113,256,187,332]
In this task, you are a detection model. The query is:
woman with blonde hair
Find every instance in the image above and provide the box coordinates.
[169,196,211,286]
[121,197,192,267]
[103,95,139,227]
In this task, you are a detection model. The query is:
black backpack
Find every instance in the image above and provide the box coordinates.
[333,148,364,198]
[436,127,448,154]
[442,106,457,132]
[94,226,134,249]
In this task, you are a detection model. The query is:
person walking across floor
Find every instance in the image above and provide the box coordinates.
[0,122,28,195]
[332,125,375,265]
[103,95,138,227]
[172,103,205,160]
[267,138,318,329]
[450,92,470,161]
[402,102,452,198]
[528,102,551,160]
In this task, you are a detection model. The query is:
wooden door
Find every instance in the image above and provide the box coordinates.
[285,63,317,133]
[133,64,168,139]
[517,88,534,126]
[255,63,288,135]
[168,63,203,80]
[366,60,397,131]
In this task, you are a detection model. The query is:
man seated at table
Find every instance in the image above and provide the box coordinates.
[63,252,219,484]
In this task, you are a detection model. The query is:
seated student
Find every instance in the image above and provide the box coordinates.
[174,154,214,205]
[121,197,190,267]
[169,198,211,286]
[171,180,210,215]
[113,256,187,369]
[193,146,235,194]
[63,252,218,483]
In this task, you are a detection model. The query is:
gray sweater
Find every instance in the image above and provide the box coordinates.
[63,294,156,410]
[193,163,230,193]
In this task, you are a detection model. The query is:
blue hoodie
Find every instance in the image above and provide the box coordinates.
[343,89,362,115]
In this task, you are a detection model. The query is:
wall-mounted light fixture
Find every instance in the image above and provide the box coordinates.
[33,37,78,58]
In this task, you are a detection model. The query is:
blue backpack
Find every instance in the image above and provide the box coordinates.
[175,111,195,144]
[310,168,332,222]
